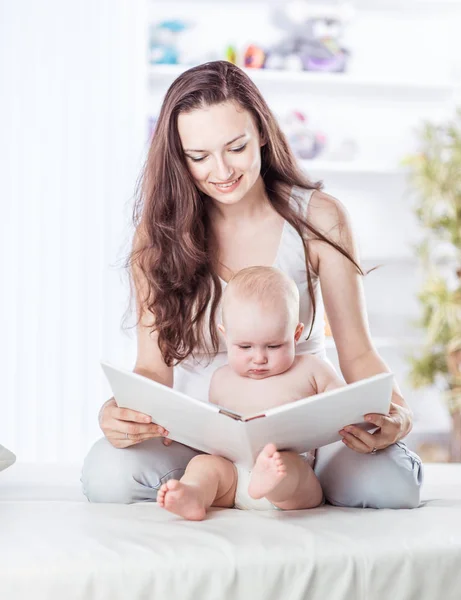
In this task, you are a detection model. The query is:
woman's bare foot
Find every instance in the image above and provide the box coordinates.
[248,443,287,499]
[157,480,207,521]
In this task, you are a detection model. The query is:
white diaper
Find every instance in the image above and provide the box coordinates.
[234,464,279,511]
[233,451,317,511]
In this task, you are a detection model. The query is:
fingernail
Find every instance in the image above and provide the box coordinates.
[344,426,352,432]
[365,416,372,421]
[144,417,151,423]
[338,430,345,435]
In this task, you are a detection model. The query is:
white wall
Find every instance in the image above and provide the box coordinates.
[0,0,146,462]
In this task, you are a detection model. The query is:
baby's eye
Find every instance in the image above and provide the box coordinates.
[230,144,247,153]
[238,345,251,349]
[268,345,282,349]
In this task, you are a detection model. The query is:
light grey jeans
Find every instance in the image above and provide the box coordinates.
[81,437,423,509]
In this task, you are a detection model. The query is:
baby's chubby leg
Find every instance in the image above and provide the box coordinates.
[157,454,237,520]
[248,443,323,510]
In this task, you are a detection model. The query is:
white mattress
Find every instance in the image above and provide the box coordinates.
[1,462,461,600]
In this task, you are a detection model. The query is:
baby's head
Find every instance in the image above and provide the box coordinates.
[218,266,304,379]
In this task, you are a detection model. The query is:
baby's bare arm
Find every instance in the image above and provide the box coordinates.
[303,354,344,394]
[209,366,227,405]
[209,366,243,411]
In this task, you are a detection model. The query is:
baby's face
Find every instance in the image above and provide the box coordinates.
[220,300,302,379]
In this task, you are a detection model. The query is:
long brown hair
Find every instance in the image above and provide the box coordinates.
[129,60,364,367]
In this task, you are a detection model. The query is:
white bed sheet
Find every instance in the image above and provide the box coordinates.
[1,462,460,600]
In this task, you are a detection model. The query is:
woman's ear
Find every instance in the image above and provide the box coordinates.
[218,323,226,336]
[294,322,304,342]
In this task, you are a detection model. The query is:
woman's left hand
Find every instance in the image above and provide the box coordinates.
[338,402,413,454]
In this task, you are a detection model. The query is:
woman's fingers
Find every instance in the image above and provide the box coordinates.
[339,426,376,451]
[105,428,169,449]
[114,420,168,437]
[340,402,409,453]
[114,405,154,424]
[339,429,373,453]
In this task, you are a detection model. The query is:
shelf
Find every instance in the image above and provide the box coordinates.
[352,0,461,11]
[148,64,454,98]
[325,336,423,350]
[299,159,405,176]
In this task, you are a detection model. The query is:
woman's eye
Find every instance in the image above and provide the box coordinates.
[189,156,206,162]
[231,144,247,153]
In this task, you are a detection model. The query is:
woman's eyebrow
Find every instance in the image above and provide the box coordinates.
[184,134,246,153]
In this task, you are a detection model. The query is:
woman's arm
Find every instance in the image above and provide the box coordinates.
[132,232,173,388]
[306,191,413,451]
[98,232,174,448]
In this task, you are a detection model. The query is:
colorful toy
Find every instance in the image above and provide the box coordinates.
[282,110,326,160]
[244,45,266,69]
[225,45,238,65]
[265,7,351,73]
[148,20,189,65]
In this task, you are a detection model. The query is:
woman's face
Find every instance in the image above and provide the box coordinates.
[178,101,265,206]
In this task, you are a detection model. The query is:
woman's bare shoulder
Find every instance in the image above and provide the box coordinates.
[306,190,351,236]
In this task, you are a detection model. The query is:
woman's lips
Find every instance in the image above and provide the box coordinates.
[211,175,243,193]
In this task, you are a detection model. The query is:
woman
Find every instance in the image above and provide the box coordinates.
[81,61,422,508]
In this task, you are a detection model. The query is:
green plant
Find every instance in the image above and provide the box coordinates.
[403,108,461,415]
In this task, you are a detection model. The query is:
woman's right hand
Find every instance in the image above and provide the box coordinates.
[99,397,172,449]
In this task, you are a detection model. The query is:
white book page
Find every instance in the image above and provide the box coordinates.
[101,362,252,464]
[241,373,394,465]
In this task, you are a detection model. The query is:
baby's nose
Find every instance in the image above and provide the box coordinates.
[253,352,268,365]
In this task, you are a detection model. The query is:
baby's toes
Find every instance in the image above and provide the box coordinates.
[166,479,180,491]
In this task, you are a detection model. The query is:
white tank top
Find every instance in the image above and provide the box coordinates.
[174,186,326,402]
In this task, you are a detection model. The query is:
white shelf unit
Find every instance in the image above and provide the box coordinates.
[325,336,424,350]
[299,159,405,176]
[145,1,460,445]
[148,64,455,99]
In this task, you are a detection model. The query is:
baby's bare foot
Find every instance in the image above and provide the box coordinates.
[157,480,207,521]
[248,443,287,499]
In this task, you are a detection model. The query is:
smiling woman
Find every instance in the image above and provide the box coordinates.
[179,105,261,199]
[82,60,422,511]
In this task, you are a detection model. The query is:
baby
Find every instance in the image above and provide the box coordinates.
[157,266,344,520]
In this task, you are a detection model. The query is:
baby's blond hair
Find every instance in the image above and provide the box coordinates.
[222,266,299,327]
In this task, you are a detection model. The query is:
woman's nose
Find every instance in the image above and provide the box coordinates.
[213,156,234,182]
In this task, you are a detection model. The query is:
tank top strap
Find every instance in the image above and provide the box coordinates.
[274,186,318,282]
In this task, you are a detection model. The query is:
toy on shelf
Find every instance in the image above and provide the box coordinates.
[281,110,326,160]
[148,20,190,65]
[225,45,238,65]
[265,6,351,73]
[244,44,266,69]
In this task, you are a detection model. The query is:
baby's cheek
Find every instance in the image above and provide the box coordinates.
[276,349,295,372]
[228,350,245,374]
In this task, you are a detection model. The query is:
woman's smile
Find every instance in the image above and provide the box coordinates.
[211,175,243,193]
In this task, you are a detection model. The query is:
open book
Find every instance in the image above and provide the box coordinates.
[101,361,393,469]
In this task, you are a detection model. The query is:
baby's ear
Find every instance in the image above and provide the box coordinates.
[294,322,304,342]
